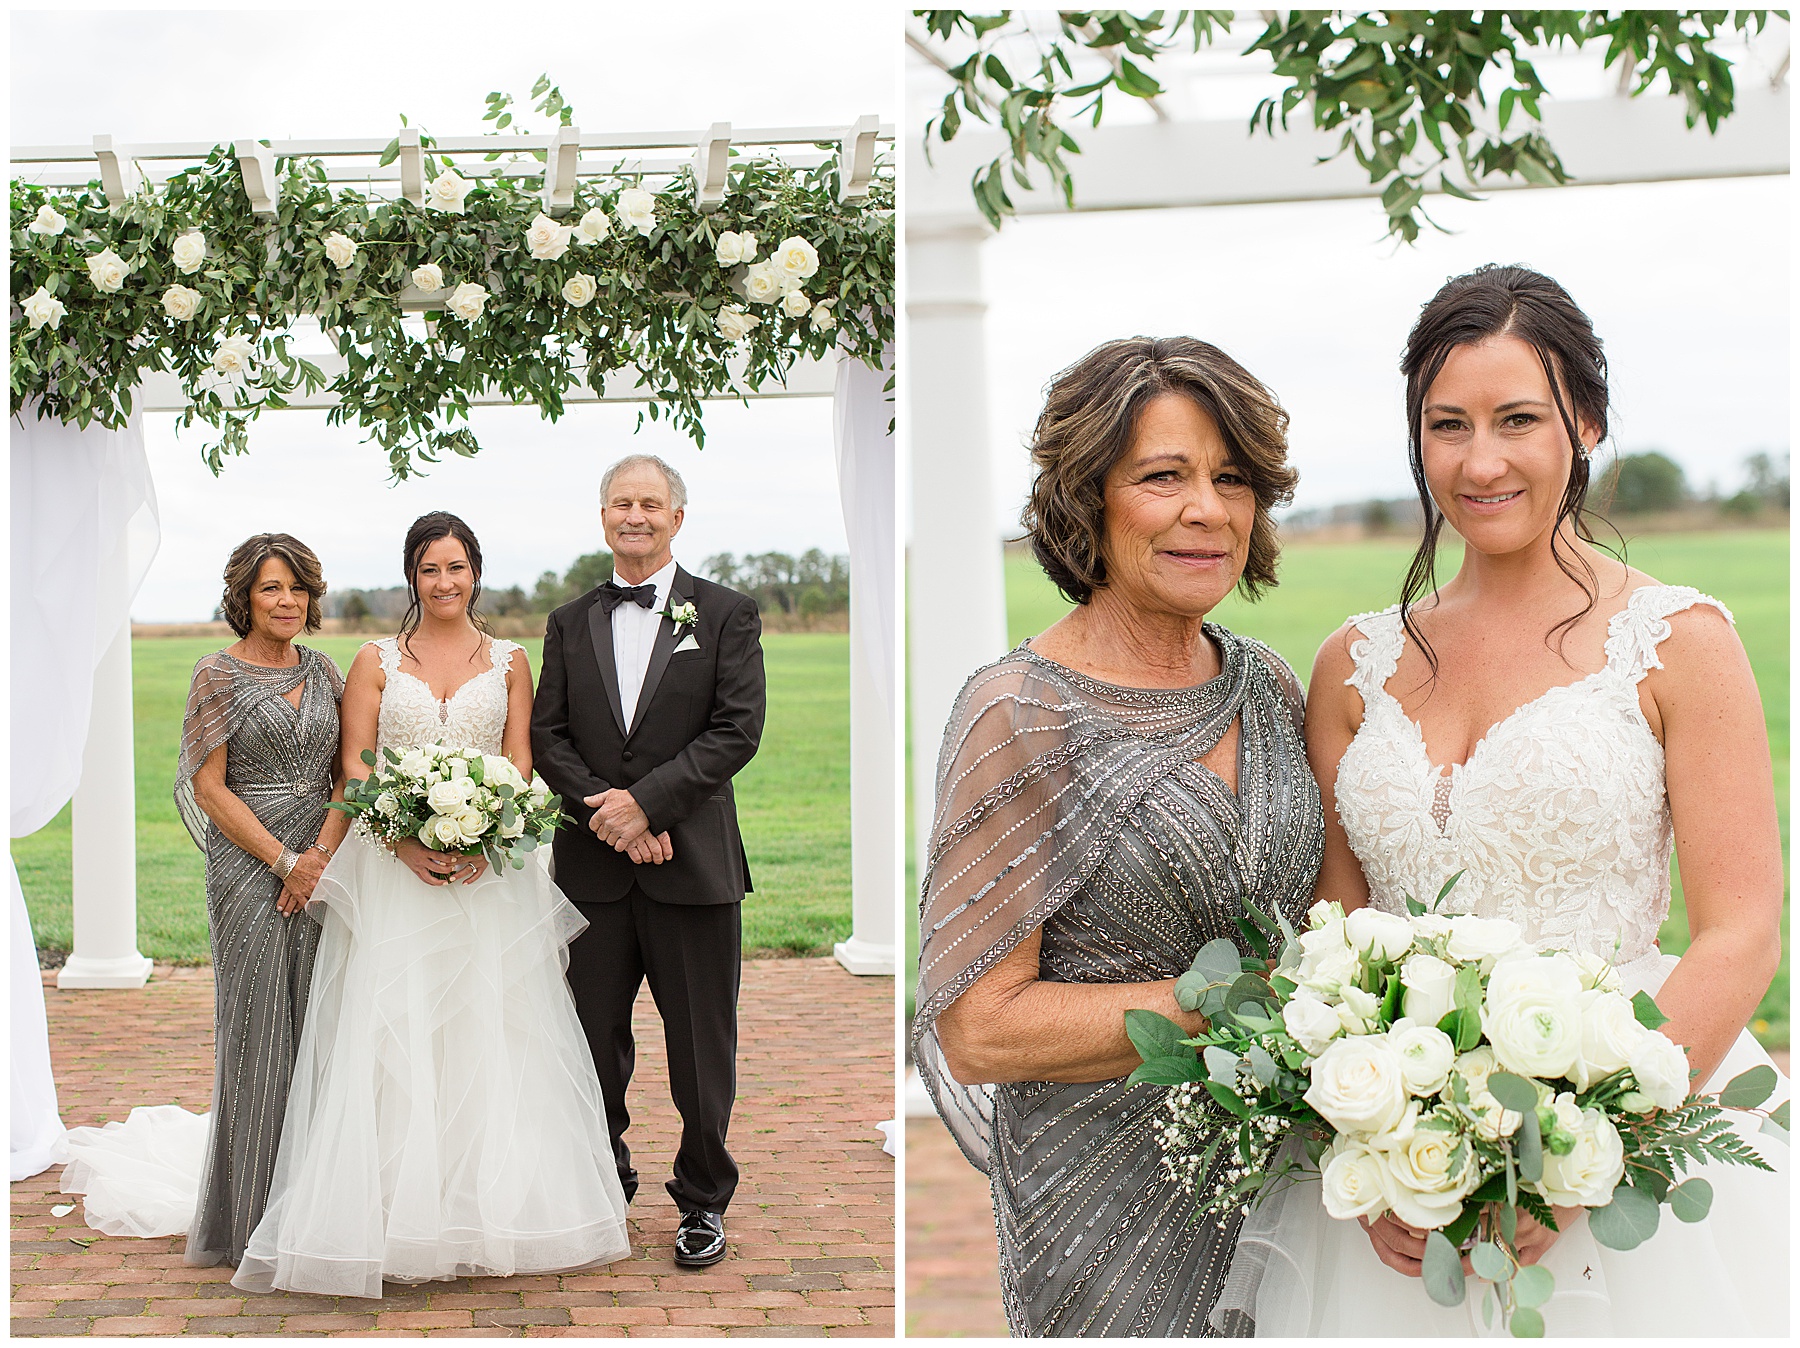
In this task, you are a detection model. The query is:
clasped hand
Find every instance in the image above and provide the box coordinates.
[393,837,488,887]
[274,847,328,916]
[1360,1204,1582,1278]
[584,788,673,865]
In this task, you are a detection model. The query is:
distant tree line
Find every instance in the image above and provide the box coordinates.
[701,550,849,617]
[1597,449,1788,516]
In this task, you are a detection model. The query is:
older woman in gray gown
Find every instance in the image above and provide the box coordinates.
[173,534,348,1267]
[914,337,1325,1336]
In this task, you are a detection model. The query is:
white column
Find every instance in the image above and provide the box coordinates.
[906,220,1008,879]
[834,611,896,974]
[59,573,152,990]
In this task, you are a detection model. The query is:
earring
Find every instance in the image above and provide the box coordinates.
[1575,442,1590,460]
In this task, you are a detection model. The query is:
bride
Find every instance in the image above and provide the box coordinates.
[232,511,630,1296]
[1223,265,1787,1336]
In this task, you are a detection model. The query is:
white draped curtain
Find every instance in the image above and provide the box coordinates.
[10,407,159,1180]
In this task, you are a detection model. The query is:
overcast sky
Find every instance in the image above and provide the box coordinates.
[10,5,898,621]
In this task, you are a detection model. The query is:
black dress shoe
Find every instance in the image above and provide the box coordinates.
[673,1209,727,1267]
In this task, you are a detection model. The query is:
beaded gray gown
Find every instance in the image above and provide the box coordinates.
[914,625,1324,1337]
[173,646,342,1267]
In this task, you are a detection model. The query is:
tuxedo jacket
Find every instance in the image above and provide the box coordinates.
[531,566,765,905]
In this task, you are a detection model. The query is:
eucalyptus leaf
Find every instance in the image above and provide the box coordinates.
[1422,1230,1466,1307]
[1204,1046,1242,1087]
[1668,1177,1714,1223]
[1245,1044,1279,1087]
[1516,1108,1544,1184]
[1469,1240,1509,1282]
[1486,1073,1539,1115]
[1509,1305,1545,1338]
[1587,1182,1660,1250]
[1189,937,1244,987]
[1718,1065,1778,1109]
[1512,1263,1554,1309]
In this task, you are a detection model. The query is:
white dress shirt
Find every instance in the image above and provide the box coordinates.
[613,557,677,729]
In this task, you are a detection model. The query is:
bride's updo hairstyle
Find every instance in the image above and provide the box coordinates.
[1398,263,1618,674]
[397,510,488,657]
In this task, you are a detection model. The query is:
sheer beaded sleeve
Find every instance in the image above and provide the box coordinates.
[174,653,242,849]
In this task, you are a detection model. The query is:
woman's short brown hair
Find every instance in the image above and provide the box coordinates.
[220,534,327,638]
[1021,336,1297,605]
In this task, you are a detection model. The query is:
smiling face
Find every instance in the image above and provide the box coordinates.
[603,462,684,578]
[1097,392,1255,619]
[1420,335,1599,559]
[413,534,476,623]
[247,557,308,645]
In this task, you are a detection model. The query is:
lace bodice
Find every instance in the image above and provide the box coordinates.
[1335,585,1731,970]
[373,637,518,756]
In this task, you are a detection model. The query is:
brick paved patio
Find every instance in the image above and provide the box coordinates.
[12,958,894,1338]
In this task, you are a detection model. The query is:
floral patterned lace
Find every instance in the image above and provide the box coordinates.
[373,636,517,756]
[1334,585,1732,969]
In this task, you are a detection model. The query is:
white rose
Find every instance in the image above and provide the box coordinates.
[1282,991,1343,1057]
[615,187,658,237]
[447,757,468,780]
[715,305,759,342]
[1304,1035,1410,1137]
[1390,1022,1457,1096]
[1455,1047,1523,1140]
[561,272,598,307]
[1300,943,1360,996]
[425,170,471,214]
[421,815,460,849]
[447,281,488,321]
[715,230,749,266]
[1572,989,1643,1091]
[742,260,784,305]
[1320,1136,1393,1220]
[1572,950,1623,993]
[171,231,206,274]
[1628,1029,1692,1110]
[324,231,358,269]
[398,748,431,780]
[454,805,488,838]
[1336,984,1383,1035]
[411,262,445,293]
[86,247,127,293]
[1484,990,1582,1080]
[575,206,611,245]
[1306,899,1346,932]
[1400,953,1458,1027]
[773,235,819,280]
[427,779,469,816]
[161,284,202,321]
[1535,1100,1626,1206]
[809,298,837,331]
[1447,915,1526,965]
[1410,912,1453,942]
[1346,908,1414,964]
[498,812,527,839]
[480,755,524,790]
[780,288,811,318]
[1385,1120,1479,1230]
[374,790,399,818]
[29,203,67,236]
[736,231,759,263]
[525,212,573,261]
[212,334,254,374]
[20,285,66,331]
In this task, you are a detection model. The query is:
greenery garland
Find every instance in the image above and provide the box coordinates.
[11,122,893,479]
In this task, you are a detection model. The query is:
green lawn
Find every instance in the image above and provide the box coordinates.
[908,530,1789,1048]
[12,633,850,961]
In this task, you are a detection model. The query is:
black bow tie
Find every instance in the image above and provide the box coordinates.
[599,581,658,613]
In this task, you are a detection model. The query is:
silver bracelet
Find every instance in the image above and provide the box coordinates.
[273,846,299,880]
[309,842,333,859]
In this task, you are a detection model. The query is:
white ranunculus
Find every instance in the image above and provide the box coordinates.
[1400,952,1458,1027]
[21,285,66,331]
[324,231,359,268]
[171,231,207,274]
[1306,899,1345,932]
[1410,912,1454,942]
[1282,991,1343,1057]
[1347,908,1414,963]
[411,262,445,293]
[161,284,202,321]
[1337,985,1383,1035]
[715,230,750,266]
[212,334,254,374]
[1384,1120,1479,1230]
[1320,1136,1394,1220]
[1304,1034,1410,1137]
[562,272,598,307]
[374,790,399,817]
[780,288,811,318]
[1628,1029,1692,1110]
[742,260,784,305]
[715,305,759,342]
[1446,914,1527,965]
[1484,990,1582,1080]
[1300,943,1360,996]
[773,234,820,280]
[809,298,837,331]
[29,203,67,236]
[574,206,610,245]
[447,281,489,321]
[1390,1022,1457,1097]
[1572,989,1643,1090]
[615,187,658,237]
[86,247,128,293]
[1572,950,1623,993]
[1536,1098,1626,1206]
[398,748,431,780]
[525,212,573,261]
[1485,951,1583,1014]
[425,170,471,214]
[1455,1047,1523,1140]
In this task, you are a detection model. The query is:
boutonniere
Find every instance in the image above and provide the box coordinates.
[665,600,699,630]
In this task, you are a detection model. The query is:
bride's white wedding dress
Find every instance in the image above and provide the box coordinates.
[230,637,630,1296]
[1221,586,1789,1337]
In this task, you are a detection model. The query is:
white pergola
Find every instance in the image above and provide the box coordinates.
[15,118,899,986]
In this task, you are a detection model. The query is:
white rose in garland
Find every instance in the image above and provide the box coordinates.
[575,207,610,245]
[615,187,658,237]
[773,235,820,280]
[212,334,255,375]
[425,170,472,214]
[86,248,128,293]
[780,288,811,319]
[716,230,759,266]
[324,231,359,269]
[171,231,207,275]
[561,272,598,307]
[447,282,489,322]
[742,260,784,306]
[161,285,202,322]
[411,262,445,293]
[715,306,758,342]
[525,212,573,261]
[809,297,837,331]
[28,204,67,236]
[21,286,66,331]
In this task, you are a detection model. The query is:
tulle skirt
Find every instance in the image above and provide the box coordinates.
[62,1105,210,1237]
[231,834,631,1298]
[1216,955,1790,1337]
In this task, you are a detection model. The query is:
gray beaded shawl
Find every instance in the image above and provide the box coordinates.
[913,624,1324,1336]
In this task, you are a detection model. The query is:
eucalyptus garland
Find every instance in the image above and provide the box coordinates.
[11,138,893,478]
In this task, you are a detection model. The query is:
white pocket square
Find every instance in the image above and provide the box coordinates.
[674,633,701,653]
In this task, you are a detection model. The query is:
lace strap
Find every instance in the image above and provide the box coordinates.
[1603,585,1735,684]
[370,637,401,678]
[1342,605,1405,705]
[488,637,519,676]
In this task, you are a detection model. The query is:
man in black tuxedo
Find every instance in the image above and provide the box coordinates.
[530,454,765,1268]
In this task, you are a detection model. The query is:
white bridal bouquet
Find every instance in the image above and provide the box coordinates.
[333,743,565,870]
[1130,877,1785,1337]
